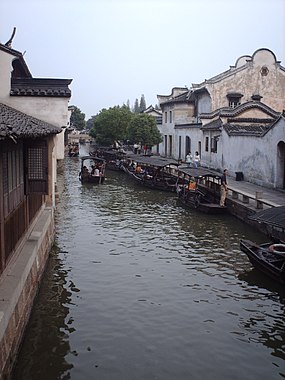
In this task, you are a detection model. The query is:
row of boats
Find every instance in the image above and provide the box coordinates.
[75,148,285,286]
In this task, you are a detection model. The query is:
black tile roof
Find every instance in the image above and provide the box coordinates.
[200,101,280,119]
[0,103,61,140]
[159,91,189,106]
[11,78,72,98]
[201,118,222,131]
[223,122,274,136]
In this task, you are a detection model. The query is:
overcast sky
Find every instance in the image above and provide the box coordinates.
[1,0,284,120]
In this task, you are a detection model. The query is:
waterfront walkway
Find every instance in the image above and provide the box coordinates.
[227,175,285,208]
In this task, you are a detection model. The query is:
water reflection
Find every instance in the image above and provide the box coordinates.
[12,147,285,380]
[11,245,74,380]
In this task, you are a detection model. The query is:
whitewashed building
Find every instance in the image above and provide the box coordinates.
[157,48,285,189]
[0,30,72,378]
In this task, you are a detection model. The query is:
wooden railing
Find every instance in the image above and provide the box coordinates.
[228,186,280,210]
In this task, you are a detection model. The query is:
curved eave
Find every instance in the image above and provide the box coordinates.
[0,102,61,140]
[200,101,281,119]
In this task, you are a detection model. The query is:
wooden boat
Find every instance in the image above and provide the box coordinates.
[68,142,79,157]
[240,239,285,284]
[122,155,181,192]
[79,156,106,184]
[176,167,227,214]
[90,147,128,171]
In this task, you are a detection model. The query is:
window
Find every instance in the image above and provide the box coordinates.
[25,140,48,194]
[205,137,209,152]
[227,93,243,108]
[164,112,167,123]
[211,137,218,153]
[169,111,172,123]
[2,141,24,217]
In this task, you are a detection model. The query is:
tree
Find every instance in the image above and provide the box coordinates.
[70,105,86,131]
[133,98,140,113]
[139,94,146,112]
[127,114,162,147]
[86,115,96,130]
[89,105,132,146]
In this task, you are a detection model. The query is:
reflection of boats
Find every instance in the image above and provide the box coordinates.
[79,156,106,184]
[122,155,181,192]
[68,142,79,157]
[240,239,285,284]
[176,167,227,214]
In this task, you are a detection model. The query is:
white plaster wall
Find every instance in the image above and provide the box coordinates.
[5,97,70,161]
[0,50,13,99]
[217,118,285,188]
[207,50,285,112]
[4,96,69,127]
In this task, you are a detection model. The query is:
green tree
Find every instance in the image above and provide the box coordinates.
[133,98,140,113]
[70,105,86,131]
[86,115,96,130]
[139,94,146,112]
[127,114,162,147]
[89,105,132,146]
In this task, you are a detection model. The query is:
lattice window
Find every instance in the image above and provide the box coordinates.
[25,140,48,194]
[28,148,46,180]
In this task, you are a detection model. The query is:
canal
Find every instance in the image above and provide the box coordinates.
[12,147,285,380]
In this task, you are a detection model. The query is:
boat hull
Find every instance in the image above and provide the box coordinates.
[240,239,285,284]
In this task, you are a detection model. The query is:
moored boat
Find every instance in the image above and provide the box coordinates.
[176,167,227,214]
[122,155,181,192]
[240,239,285,284]
[68,142,79,157]
[79,156,106,184]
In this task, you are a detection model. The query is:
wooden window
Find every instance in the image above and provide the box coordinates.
[2,141,25,217]
[25,140,48,194]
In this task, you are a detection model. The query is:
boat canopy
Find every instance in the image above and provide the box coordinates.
[81,156,106,163]
[249,206,285,229]
[127,155,180,168]
[178,167,222,179]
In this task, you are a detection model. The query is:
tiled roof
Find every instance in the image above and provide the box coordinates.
[0,103,61,140]
[0,42,32,77]
[223,120,275,136]
[200,101,280,119]
[11,78,72,98]
[201,118,222,130]
[159,91,189,106]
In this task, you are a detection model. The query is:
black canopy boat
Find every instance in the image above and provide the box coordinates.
[122,155,182,192]
[176,167,227,214]
[240,239,285,284]
[90,147,127,171]
[79,156,106,184]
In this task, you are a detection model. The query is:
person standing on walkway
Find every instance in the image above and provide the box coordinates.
[220,169,228,207]
[186,152,193,167]
[194,151,200,167]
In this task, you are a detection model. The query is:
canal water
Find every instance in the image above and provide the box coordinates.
[12,146,285,380]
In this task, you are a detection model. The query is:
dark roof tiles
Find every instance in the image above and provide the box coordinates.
[11,78,72,98]
[0,103,61,140]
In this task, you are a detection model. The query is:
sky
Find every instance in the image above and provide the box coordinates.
[1,0,285,120]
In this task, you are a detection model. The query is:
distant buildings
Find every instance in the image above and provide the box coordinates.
[157,49,285,189]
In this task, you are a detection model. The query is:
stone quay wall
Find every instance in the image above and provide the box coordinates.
[0,207,55,379]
